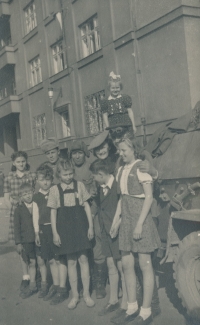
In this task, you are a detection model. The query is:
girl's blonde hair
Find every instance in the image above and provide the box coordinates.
[119,134,141,159]
[56,158,74,179]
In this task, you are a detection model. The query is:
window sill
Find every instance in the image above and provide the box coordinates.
[114,31,135,49]
[49,68,70,84]
[77,49,103,69]
[44,14,55,27]
[23,27,38,44]
[28,82,43,96]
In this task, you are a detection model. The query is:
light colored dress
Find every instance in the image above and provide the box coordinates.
[117,160,161,253]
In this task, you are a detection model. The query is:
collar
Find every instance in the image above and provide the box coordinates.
[60,182,74,190]
[108,95,122,100]
[24,202,33,209]
[14,171,29,179]
[39,189,50,195]
[124,159,141,170]
[101,174,114,190]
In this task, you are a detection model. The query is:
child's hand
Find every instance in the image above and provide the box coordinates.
[53,233,61,247]
[133,126,137,134]
[133,223,143,240]
[16,244,23,254]
[110,224,119,238]
[35,234,40,247]
[88,227,94,240]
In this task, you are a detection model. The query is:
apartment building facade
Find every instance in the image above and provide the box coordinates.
[0,0,200,172]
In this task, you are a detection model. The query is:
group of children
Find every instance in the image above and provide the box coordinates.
[3,72,161,325]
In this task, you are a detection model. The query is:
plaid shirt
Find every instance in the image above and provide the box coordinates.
[4,171,36,200]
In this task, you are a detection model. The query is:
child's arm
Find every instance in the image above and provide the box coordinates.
[110,198,121,238]
[4,192,11,210]
[51,208,61,246]
[32,202,40,246]
[83,201,94,240]
[103,112,109,128]
[127,108,137,133]
[133,183,153,240]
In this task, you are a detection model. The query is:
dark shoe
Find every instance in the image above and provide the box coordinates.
[113,310,139,324]
[110,308,127,323]
[20,280,30,292]
[131,315,153,325]
[43,285,58,301]
[20,287,38,299]
[98,302,120,316]
[50,290,69,305]
[38,285,49,298]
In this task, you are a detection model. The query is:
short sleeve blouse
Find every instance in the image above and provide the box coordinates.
[100,94,132,115]
[116,160,152,196]
[47,181,91,209]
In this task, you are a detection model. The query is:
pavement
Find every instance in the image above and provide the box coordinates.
[0,197,194,325]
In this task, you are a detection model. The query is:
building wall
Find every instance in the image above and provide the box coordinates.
[0,0,200,175]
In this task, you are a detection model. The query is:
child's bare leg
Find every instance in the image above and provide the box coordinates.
[37,256,47,282]
[78,251,90,297]
[107,257,119,304]
[139,253,154,308]
[58,256,68,288]
[29,258,36,289]
[78,250,95,307]
[122,252,138,315]
[49,259,59,286]
[19,255,29,277]
[68,254,78,298]
[117,259,127,310]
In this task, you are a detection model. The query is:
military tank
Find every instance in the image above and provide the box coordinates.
[148,104,200,321]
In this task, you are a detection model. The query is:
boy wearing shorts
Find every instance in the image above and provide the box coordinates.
[14,183,37,299]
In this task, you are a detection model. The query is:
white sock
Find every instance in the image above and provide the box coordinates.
[23,274,30,280]
[126,301,138,315]
[139,307,151,320]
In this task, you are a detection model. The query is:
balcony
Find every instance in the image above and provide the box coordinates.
[0,45,15,70]
[0,95,20,119]
[0,1,10,17]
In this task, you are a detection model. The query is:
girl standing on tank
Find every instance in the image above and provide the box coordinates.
[47,159,94,310]
[100,71,137,134]
[111,135,161,325]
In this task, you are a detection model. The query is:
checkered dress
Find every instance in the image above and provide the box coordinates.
[4,171,36,242]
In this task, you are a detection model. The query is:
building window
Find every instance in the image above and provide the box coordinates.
[24,2,37,34]
[55,106,71,139]
[32,113,46,147]
[80,15,101,58]
[85,90,105,135]
[51,41,65,75]
[29,56,42,87]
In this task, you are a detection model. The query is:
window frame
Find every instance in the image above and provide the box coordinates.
[55,105,71,139]
[79,15,101,59]
[51,40,65,75]
[32,113,47,147]
[24,2,37,35]
[84,90,105,135]
[29,56,42,87]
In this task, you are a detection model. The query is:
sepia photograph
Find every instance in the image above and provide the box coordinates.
[0,1,200,324]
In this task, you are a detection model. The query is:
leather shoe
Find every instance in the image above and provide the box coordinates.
[113,309,139,324]
[110,308,126,323]
[98,302,120,316]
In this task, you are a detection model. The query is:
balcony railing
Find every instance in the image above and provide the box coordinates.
[0,37,12,51]
[0,82,16,101]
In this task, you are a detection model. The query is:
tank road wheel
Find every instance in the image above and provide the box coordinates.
[173,232,200,321]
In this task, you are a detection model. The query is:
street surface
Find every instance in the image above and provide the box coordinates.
[0,199,194,325]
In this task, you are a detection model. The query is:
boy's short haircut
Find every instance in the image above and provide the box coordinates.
[19,183,33,196]
[36,163,54,180]
[89,159,110,175]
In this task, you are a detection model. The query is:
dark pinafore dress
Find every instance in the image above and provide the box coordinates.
[54,181,92,256]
